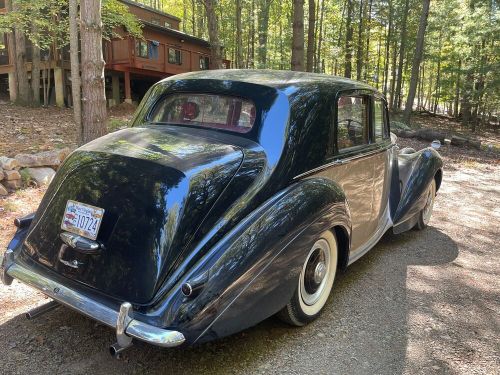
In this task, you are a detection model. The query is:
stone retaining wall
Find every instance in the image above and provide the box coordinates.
[0,148,71,196]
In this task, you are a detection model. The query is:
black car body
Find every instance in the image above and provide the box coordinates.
[1,70,443,353]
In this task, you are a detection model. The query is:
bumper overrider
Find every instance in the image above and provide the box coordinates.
[1,249,185,352]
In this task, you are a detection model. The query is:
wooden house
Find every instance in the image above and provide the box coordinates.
[0,0,227,106]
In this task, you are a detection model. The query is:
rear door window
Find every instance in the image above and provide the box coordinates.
[149,94,256,133]
[337,95,369,150]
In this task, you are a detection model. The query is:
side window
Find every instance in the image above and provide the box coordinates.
[374,99,388,141]
[135,40,148,58]
[337,95,369,150]
[168,48,182,65]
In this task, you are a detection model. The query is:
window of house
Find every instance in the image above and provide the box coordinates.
[135,40,148,58]
[151,18,160,25]
[164,21,171,28]
[199,56,209,70]
[337,95,369,150]
[168,48,182,65]
[0,0,5,9]
[374,98,388,141]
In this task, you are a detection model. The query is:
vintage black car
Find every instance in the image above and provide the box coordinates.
[1,70,443,355]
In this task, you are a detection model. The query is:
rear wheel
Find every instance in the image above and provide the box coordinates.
[415,179,436,230]
[278,231,338,326]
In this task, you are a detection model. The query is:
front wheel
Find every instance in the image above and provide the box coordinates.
[415,179,436,230]
[278,231,338,326]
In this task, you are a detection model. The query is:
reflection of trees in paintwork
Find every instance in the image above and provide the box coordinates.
[172,179,345,327]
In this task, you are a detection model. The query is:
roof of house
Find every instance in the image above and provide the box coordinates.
[141,21,211,48]
[119,0,182,22]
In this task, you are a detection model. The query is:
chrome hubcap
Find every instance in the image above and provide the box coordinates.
[314,262,327,284]
[300,239,331,306]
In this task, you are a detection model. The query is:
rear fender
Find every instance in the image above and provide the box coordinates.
[393,148,443,233]
[145,178,350,344]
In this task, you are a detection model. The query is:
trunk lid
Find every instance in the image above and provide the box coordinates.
[22,127,243,304]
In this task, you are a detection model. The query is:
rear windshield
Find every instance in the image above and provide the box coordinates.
[149,93,256,133]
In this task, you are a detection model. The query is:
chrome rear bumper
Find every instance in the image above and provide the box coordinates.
[1,253,185,348]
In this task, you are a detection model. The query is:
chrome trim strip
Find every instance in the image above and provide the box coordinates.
[5,262,185,348]
[293,147,389,180]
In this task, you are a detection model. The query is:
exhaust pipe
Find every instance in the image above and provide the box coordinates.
[25,300,60,320]
[109,342,133,357]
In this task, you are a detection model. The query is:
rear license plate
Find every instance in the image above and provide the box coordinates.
[61,200,105,240]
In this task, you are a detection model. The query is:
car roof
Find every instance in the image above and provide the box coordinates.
[162,69,376,94]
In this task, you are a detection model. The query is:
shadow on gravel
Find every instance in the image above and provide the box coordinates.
[0,227,459,375]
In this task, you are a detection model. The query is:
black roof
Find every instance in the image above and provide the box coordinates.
[168,69,376,92]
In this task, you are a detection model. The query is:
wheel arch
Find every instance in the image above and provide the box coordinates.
[434,168,443,192]
[332,225,350,270]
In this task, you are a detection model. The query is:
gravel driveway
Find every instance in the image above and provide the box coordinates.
[0,157,498,374]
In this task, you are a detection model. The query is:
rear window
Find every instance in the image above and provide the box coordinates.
[149,94,256,133]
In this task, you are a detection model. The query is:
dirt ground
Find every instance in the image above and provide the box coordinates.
[0,106,499,374]
[0,102,135,157]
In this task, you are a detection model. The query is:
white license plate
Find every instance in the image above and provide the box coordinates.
[61,200,105,240]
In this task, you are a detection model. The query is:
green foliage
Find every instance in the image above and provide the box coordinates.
[102,0,143,40]
[0,0,143,50]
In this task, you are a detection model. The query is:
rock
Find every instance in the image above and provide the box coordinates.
[3,179,21,190]
[0,168,3,181]
[0,156,20,171]
[0,184,8,196]
[25,167,56,186]
[15,148,71,168]
[3,169,21,181]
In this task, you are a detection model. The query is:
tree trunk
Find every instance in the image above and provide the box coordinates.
[356,0,364,81]
[344,0,354,78]
[31,25,41,106]
[383,0,393,96]
[375,30,382,89]
[191,0,196,35]
[306,0,315,72]
[291,0,305,71]
[432,32,442,114]
[12,1,31,105]
[80,0,107,144]
[315,0,325,72]
[453,59,461,118]
[250,0,255,68]
[196,2,204,39]
[402,0,431,124]
[202,0,223,69]
[363,0,373,81]
[393,0,409,110]
[257,0,272,68]
[235,0,243,68]
[69,0,83,144]
[5,0,17,102]
[389,38,397,105]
